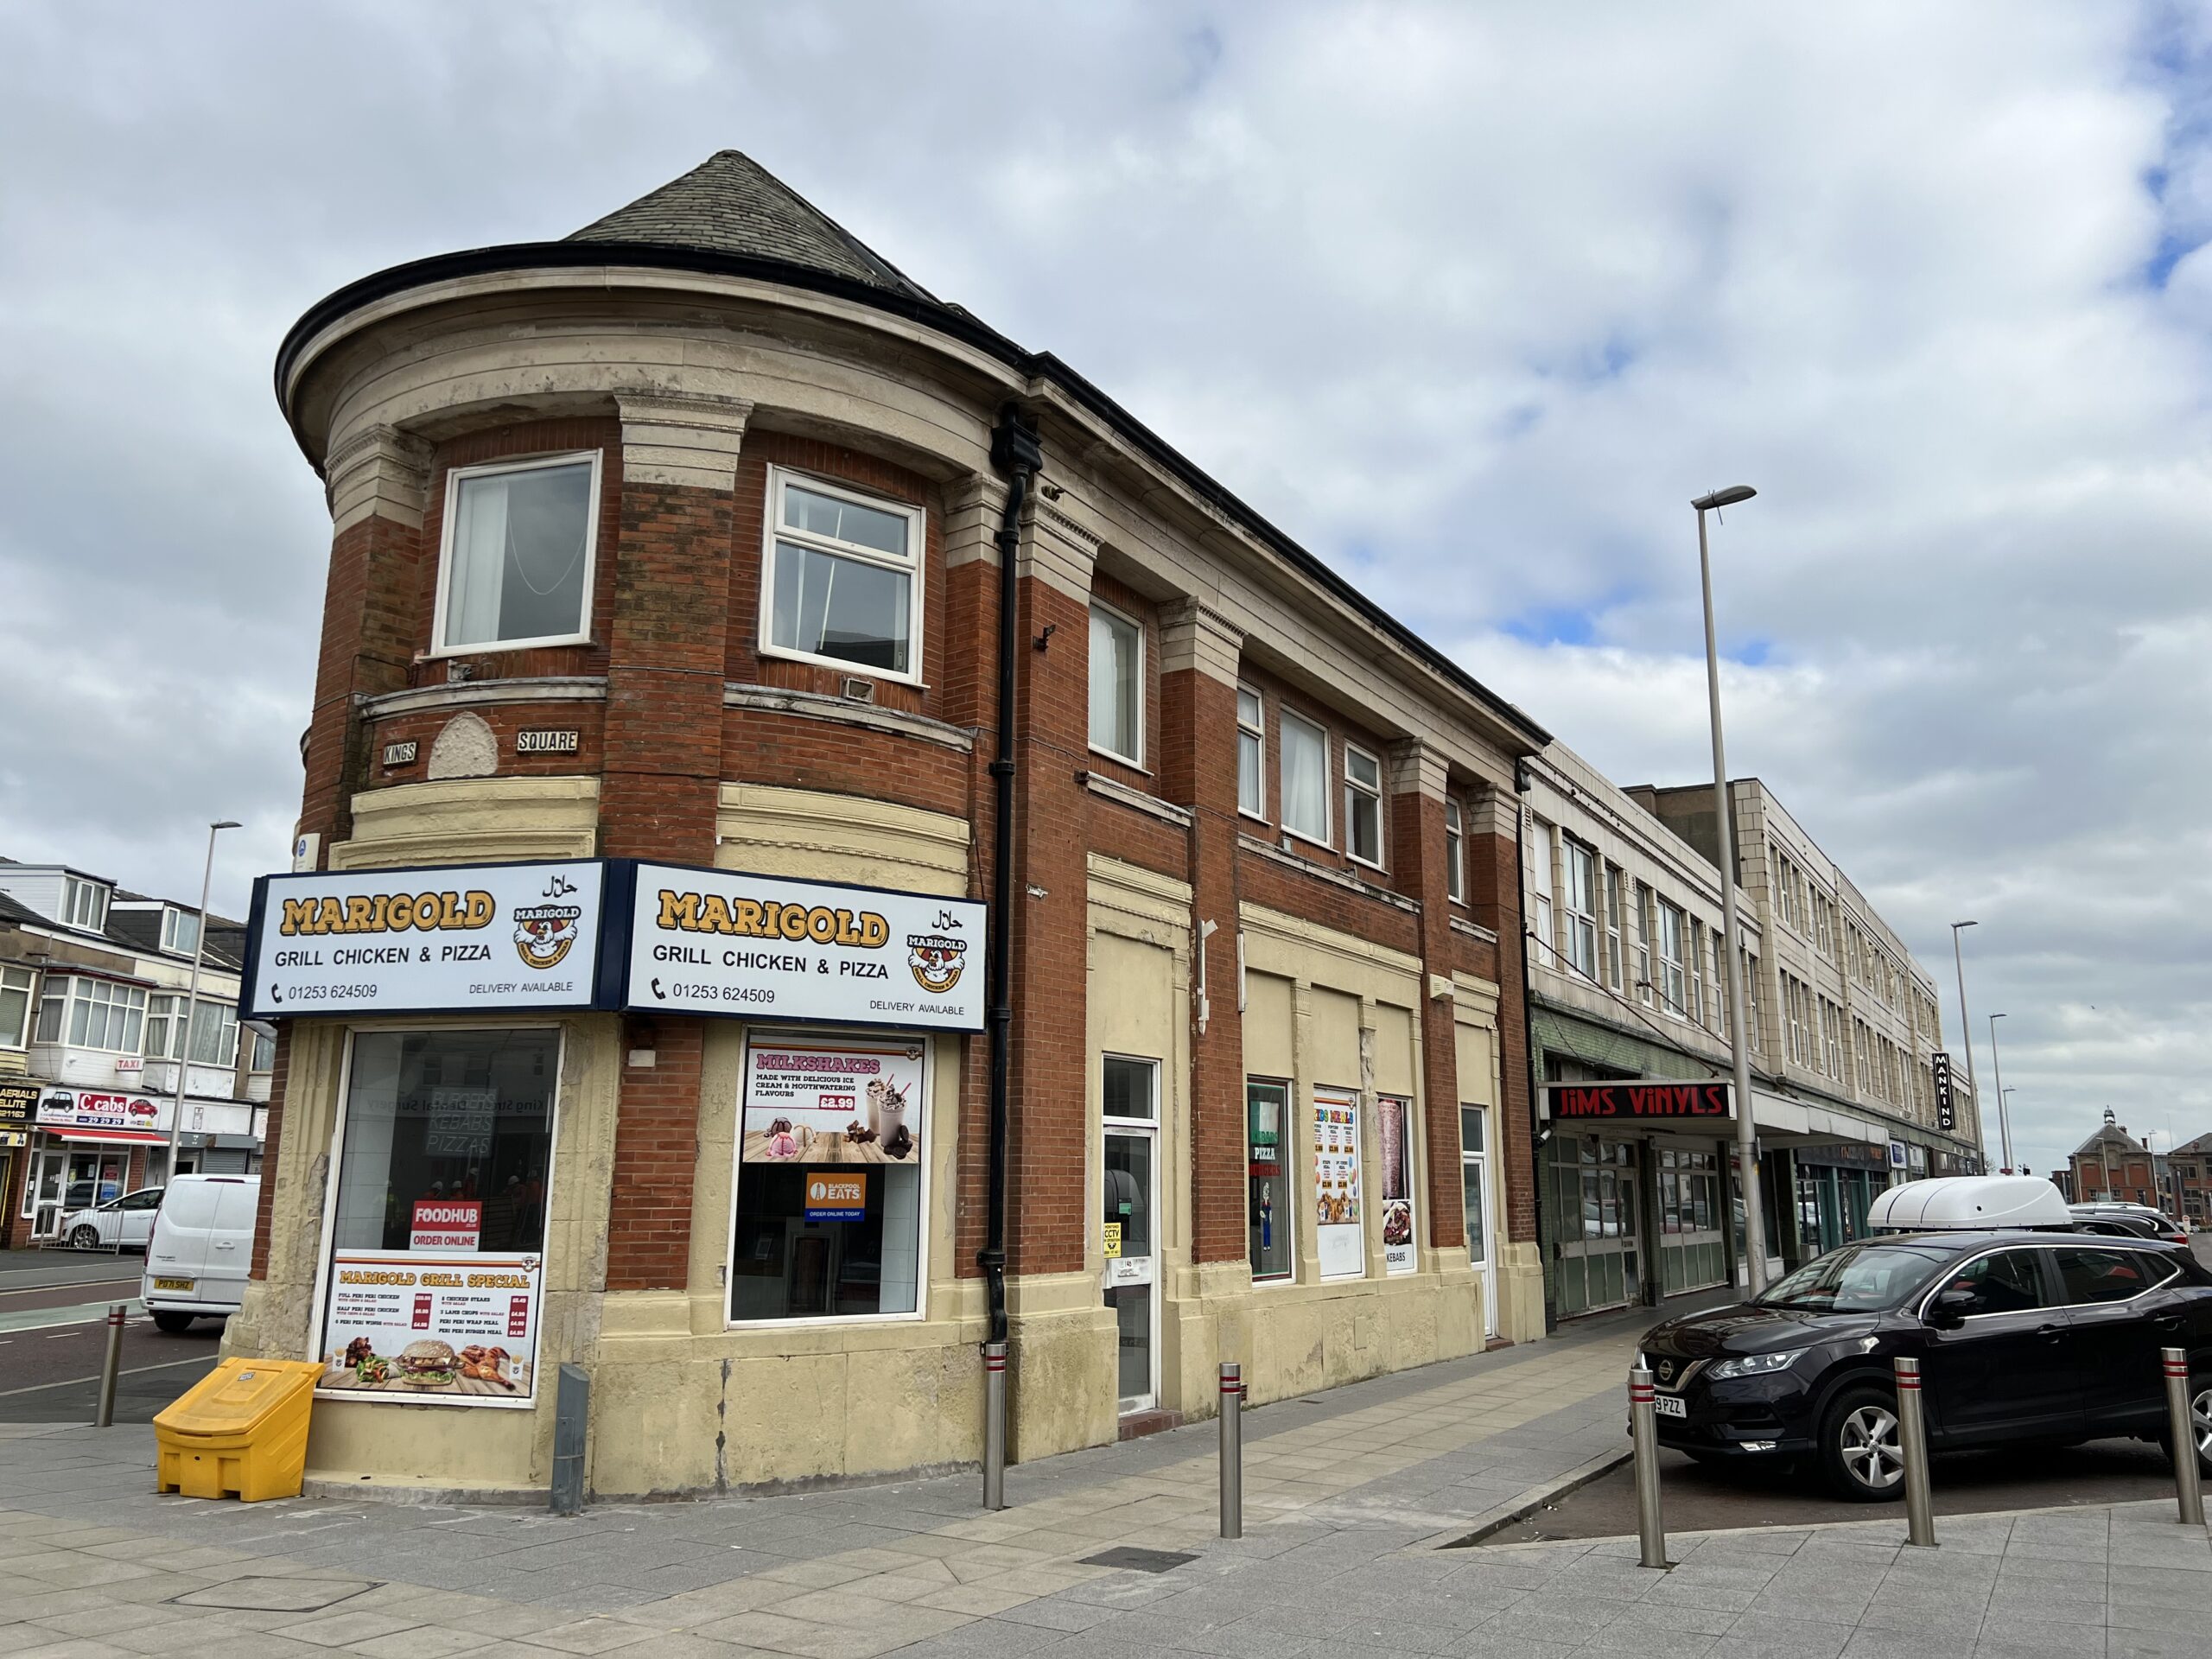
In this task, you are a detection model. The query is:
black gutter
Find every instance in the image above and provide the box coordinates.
[981,408,1042,1345]
[274,240,1548,754]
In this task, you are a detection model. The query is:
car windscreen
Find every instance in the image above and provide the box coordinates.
[1757,1242,1957,1313]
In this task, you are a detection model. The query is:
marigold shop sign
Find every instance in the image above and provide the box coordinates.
[317,1249,542,1408]
[240,861,605,1018]
[1545,1081,1733,1120]
[624,863,986,1032]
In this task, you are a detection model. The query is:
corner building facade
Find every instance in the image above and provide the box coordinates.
[232,153,1551,1497]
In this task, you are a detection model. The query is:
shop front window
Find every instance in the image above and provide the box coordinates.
[730,1032,927,1322]
[1246,1079,1294,1282]
[331,1029,556,1255]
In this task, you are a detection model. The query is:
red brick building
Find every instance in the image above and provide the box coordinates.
[2069,1109,2158,1207]
[230,153,1550,1497]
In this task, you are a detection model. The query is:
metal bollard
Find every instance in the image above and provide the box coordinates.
[982,1341,1008,1512]
[2163,1347,2205,1527]
[1219,1362,1243,1539]
[1893,1357,1936,1547]
[93,1305,124,1428]
[1627,1365,1669,1569]
[549,1363,589,1516]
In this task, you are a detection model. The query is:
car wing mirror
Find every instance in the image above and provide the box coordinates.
[1928,1288,1975,1327]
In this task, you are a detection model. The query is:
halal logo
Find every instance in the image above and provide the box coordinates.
[906,929,968,995]
[513,877,584,971]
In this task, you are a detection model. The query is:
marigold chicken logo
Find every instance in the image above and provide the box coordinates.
[512,903,582,970]
[906,932,967,995]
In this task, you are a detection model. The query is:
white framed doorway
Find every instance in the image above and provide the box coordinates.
[1101,1054,1160,1415]
[1460,1104,1498,1339]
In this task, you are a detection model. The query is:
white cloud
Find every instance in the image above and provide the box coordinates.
[0,0,2207,1179]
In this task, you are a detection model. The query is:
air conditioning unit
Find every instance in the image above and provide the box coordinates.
[842,677,876,704]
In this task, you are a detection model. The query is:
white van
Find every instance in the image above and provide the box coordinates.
[142,1175,261,1332]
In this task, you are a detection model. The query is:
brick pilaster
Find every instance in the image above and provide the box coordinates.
[1467,786,1537,1246]
[601,397,747,1292]
[1159,601,1247,1265]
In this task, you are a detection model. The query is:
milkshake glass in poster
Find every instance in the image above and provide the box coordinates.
[315,1249,541,1407]
[742,1034,926,1165]
[1377,1096,1415,1274]
[1313,1088,1365,1280]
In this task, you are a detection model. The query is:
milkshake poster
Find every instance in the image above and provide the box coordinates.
[741,1034,926,1165]
[1313,1089,1365,1280]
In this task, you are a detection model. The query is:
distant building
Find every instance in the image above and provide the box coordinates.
[2171,1134,2212,1225]
[0,858,269,1246]
[2068,1109,2158,1208]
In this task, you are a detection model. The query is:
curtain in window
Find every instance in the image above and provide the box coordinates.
[448,474,511,647]
[1281,718,1327,838]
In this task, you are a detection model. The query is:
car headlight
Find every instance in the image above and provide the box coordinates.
[1706,1349,1807,1381]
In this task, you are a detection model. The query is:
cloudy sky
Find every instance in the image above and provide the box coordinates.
[3,2,2207,1177]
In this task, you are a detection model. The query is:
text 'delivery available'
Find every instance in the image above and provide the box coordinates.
[626,863,985,1031]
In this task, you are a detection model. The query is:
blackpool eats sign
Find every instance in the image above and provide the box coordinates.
[240,858,985,1030]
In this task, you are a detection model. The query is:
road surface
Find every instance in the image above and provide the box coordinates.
[0,1249,221,1422]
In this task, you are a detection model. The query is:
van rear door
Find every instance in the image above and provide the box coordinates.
[202,1179,262,1307]
[147,1178,221,1293]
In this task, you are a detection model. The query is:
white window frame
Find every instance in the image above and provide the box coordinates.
[38,975,147,1052]
[1236,686,1268,823]
[1086,598,1146,766]
[1605,866,1625,991]
[1656,899,1688,1017]
[1560,838,1600,981]
[1280,710,1332,848]
[62,877,108,932]
[723,1028,934,1329]
[1343,742,1384,871]
[757,466,926,687]
[161,907,200,957]
[429,450,604,658]
[0,965,33,1049]
[1444,798,1465,904]
[1528,817,1557,969]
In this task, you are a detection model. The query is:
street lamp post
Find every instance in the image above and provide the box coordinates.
[1692,484,1768,1294]
[1950,921,1981,1170]
[1987,1013,2012,1173]
[162,820,241,1189]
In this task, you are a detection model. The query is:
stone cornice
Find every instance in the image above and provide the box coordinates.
[616,391,753,490]
[327,423,433,534]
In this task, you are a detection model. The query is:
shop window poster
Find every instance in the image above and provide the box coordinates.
[742,1034,925,1165]
[1378,1095,1415,1274]
[1313,1089,1364,1279]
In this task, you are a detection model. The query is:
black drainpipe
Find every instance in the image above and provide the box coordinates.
[1512,759,1554,1333]
[982,407,1042,1345]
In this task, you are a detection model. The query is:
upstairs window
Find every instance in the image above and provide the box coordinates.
[1281,713,1330,844]
[1088,602,1144,763]
[438,454,601,652]
[161,907,200,956]
[1344,745,1383,868]
[148,995,238,1065]
[766,470,923,678]
[1444,798,1465,903]
[0,966,32,1049]
[35,976,146,1052]
[1560,839,1599,980]
[1236,688,1266,819]
[62,877,108,932]
[1529,818,1558,968]
[1656,899,1688,1015]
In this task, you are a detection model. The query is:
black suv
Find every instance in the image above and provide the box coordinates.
[1638,1230,2212,1499]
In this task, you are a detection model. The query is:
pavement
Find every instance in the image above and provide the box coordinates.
[0,1287,2205,1656]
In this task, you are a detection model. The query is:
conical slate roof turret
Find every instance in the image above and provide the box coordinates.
[568,150,932,300]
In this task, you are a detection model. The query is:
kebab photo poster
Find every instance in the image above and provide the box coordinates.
[1313,1089,1365,1279]
[317,1249,542,1407]
[742,1034,925,1165]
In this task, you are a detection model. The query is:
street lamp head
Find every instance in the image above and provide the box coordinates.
[1990,1012,2006,1023]
[1691,485,1758,512]
[1952,919,1978,931]
[212,819,242,831]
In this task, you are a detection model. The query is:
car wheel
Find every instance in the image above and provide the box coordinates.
[68,1225,100,1250]
[1819,1384,1907,1502]
[2156,1375,2212,1478]
[150,1312,194,1333]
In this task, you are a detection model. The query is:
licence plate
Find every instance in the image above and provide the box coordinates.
[152,1278,193,1293]
[1652,1394,1686,1419]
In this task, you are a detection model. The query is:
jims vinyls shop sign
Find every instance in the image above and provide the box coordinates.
[1543,1081,1735,1121]
[240,861,608,1018]
[239,858,988,1027]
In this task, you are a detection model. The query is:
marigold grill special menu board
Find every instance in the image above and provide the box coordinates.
[316,1249,542,1408]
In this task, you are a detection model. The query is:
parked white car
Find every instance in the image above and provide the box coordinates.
[142,1174,259,1332]
[58,1186,166,1251]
